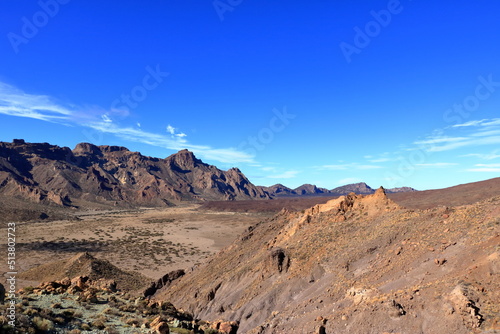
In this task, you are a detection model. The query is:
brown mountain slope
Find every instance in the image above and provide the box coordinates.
[389,177,500,209]
[0,140,270,208]
[158,188,500,333]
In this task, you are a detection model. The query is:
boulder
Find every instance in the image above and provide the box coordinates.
[153,321,170,334]
[218,321,239,334]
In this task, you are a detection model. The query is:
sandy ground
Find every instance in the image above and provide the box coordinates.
[2,204,271,288]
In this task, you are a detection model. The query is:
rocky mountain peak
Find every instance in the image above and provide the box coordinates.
[167,149,200,170]
[73,142,102,156]
[375,186,386,196]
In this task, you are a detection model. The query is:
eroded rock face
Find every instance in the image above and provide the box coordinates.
[0,140,271,207]
[267,248,290,273]
[143,269,185,298]
[448,284,484,329]
[0,283,5,304]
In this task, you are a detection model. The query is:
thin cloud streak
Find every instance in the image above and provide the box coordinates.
[267,170,299,179]
[319,163,382,170]
[415,163,458,168]
[0,82,254,164]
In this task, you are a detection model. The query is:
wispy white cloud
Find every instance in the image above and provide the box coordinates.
[101,114,112,123]
[267,170,299,179]
[452,118,500,128]
[461,150,500,160]
[414,119,500,152]
[475,163,500,168]
[0,82,73,122]
[452,119,488,128]
[414,136,468,146]
[368,157,393,163]
[466,163,500,172]
[0,82,254,164]
[471,129,500,137]
[415,163,458,168]
[166,124,175,135]
[318,163,382,170]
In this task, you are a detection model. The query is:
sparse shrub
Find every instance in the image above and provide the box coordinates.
[33,316,55,331]
[62,309,75,317]
[91,319,106,329]
[124,317,140,326]
[68,329,82,334]
[80,323,91,330]
[205,329,219,334]
[51,302,62,309]
[54,316,66,324]
[73,311,83,318]
[23,286,35,293]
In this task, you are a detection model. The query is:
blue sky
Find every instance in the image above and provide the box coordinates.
[1,0,500,190]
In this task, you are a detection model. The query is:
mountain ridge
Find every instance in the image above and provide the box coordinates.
[260,181,417,197]
[0,139,270,207]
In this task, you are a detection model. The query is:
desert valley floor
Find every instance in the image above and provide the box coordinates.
[12,205,271,287]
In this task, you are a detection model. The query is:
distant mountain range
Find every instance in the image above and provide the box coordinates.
[0,139,416,208]
[259,182,416,197]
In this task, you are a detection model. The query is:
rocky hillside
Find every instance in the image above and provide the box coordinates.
[0,139,270,208]
[0,275,238,334]
[157,188,500,333]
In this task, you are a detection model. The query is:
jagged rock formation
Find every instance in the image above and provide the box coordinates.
[143,269,186,298]
[158,187,500,333]
[0,140,270,207]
